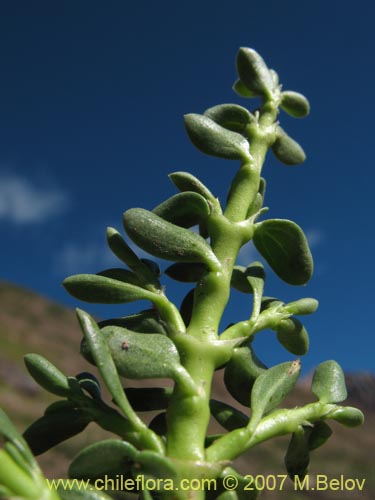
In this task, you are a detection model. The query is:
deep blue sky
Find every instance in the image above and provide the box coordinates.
[0,1,374,374]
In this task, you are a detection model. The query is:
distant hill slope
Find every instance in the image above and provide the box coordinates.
[0,280,374,499]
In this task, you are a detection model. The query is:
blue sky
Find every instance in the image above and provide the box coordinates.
[0,1,374,374]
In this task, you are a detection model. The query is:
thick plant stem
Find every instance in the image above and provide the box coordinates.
[164,97,280,499]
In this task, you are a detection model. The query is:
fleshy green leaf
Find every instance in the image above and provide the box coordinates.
[209,400,248,430]
[224,343,267,406]
[23,404,91,455]
[283,298,319,316]
[83,325,183,380]
[0,408,35,467]
[123,208,221,271]
[236,47,274,97]
[328,407,364,427]
[76,309,133,411]
[96,268,144,287]
[63,274,157,304]
[276,317,310,355]
[253,219,313,285]
[204,103,254,133]
[184,113,250,161]
[271,126,306,165]
[311,360,347,403]
[232,78,257,98]
[69,439,137,480]
[281,91,310,118]
[168,171,216,203]
[24,354,71,397]
[249,360,301,429]
[153,191,210,227]
[106,227,158,286]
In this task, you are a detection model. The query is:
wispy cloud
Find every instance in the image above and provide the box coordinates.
[0,173,68,224]
[56,236,161,275]
[237,243,258,267]
[56,242,117,275]
[305,228,324,248]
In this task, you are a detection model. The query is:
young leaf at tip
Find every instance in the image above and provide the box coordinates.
[236,47,274,97]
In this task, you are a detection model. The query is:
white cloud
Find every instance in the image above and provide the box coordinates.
[57,238,161,275]
[305,228,324,248]
[0,173,68,223]
[237,243,258,266]
[57,242,117,275]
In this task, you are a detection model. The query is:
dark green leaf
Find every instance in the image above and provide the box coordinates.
[153,192,210,227]
[308,421,332,450]
[311,361,347,403]
[69,439,137,480]
[76,372,101,400]
[253,219,313,285]
[249,360,301,429]
[63,274,157,304]
[23,407,91,455]
[271,126,306,165]
[165,262,206,282]
[230,266,253,294]
[180,288,195,326]
[148,412,167,435]
[276,317,310,355]
[184,114,250,161]
[224,343,267,406]
[284,428,309,479]
[281,91,310,118]
[236,47,274,97]
[123,208,220,271]
[23,354,70,397]
[140,258,161,278]
[124,387,172,411]
[204,104,254,133]
[210,400,248,430]
[99,309,167,334]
